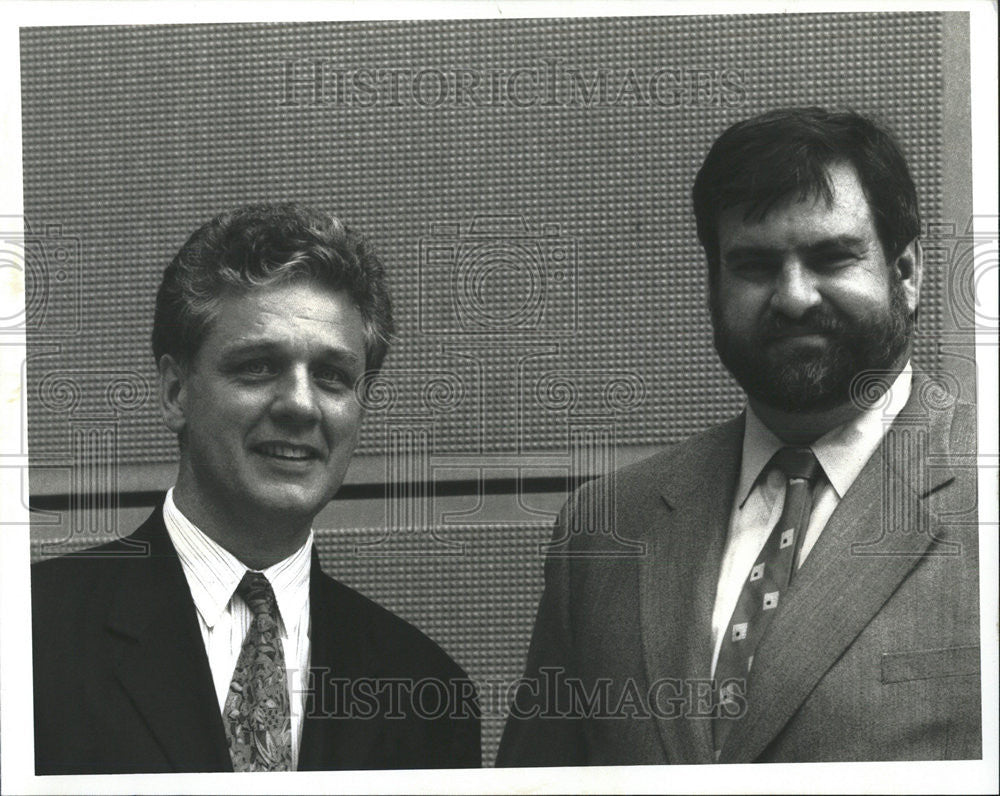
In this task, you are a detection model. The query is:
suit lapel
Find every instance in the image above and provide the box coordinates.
[298,555,384,770]
[720,389,958,762]
[639,414,744,764]
[105,509,232,772]
[298,555,339,768]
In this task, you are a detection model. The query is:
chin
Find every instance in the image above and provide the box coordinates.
[757,390,849,414]
[248,487,331,520]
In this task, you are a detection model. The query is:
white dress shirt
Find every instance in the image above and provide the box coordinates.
[709,364,913,677]
[163,488,312,769]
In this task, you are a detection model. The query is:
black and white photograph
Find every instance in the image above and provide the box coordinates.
[1,2,997,793]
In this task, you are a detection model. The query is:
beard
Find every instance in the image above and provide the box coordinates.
[711,279,913,413]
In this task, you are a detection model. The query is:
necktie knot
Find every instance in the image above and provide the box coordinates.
[236,571,278,620]
[771,446,820,483]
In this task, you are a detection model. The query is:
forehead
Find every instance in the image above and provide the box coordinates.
[204,280,366,358]
[717,162,878,251]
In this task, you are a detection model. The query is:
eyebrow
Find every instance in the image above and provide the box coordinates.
[220,340,363,369]
[724,235,869,260]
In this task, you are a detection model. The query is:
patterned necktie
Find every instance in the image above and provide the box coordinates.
[713,446,820,757]
[223,571,293,772]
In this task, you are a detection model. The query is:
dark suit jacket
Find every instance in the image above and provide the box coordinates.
[497,383,981,765]
[32,506,481,774]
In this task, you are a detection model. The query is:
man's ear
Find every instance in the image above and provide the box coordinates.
[158,354,188,434]
[892,238,922,317]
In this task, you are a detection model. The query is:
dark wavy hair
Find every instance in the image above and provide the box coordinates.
[692,107,920,283]
[152,203,394,372]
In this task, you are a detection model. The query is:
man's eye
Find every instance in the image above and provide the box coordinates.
[811,252,858,270]
[314,366,349,387]
[728,258,777,275]
[240,360,275,377]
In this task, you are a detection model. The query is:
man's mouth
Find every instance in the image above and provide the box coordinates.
[763,322,839,342]
[253,442,321,461]
[770,330,829,340]
[763,312,842,342]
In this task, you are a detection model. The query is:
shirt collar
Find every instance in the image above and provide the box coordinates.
[737,362,913,505]
[163,488,314,634]
[813,363,913,497]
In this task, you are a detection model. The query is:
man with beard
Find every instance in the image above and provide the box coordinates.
[496,108,980,765]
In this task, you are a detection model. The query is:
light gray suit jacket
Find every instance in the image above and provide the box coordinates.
[497,381,981,765]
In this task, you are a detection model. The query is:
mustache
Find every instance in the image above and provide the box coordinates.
[759,307,847,339]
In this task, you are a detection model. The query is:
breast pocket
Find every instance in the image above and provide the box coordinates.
[881,645,981,684]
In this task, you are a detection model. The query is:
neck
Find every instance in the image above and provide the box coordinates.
[171,477,311,570]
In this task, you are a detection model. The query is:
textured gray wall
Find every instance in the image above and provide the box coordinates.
[23,13,971,766]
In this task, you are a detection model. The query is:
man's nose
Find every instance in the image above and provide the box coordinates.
[770,259,822,319]
[272,366,321,423]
